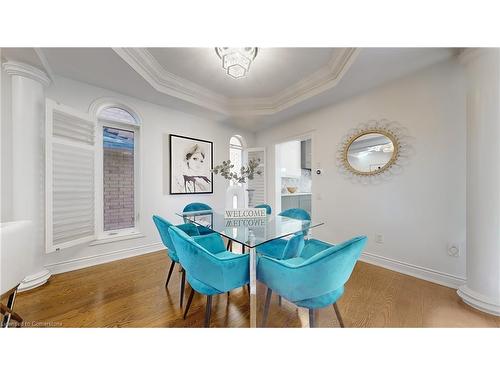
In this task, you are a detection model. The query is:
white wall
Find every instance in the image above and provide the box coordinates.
[256,59,467,284]
[2,73,254,273]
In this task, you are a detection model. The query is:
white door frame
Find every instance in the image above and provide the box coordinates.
[273,130,315,216]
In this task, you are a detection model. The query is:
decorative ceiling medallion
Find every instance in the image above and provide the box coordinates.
[336,119,413,184]
[215,47,258,79]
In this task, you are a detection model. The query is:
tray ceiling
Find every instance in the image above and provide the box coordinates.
[1,47,457,130]
[147,47,337,98]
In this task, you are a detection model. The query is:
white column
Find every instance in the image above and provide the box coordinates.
[2,61,52,291]
[457,49,500,316]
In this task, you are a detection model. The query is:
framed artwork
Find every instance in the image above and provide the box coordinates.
[169,134,213,194]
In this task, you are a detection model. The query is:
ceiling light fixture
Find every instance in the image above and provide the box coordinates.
[215,47,258,79]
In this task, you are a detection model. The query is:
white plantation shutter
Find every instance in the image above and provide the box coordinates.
[46,99,97,253]
[246,147,266,207]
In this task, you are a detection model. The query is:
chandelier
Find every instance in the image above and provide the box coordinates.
[215,47,258,79]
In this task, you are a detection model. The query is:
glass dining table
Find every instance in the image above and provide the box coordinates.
[176,209,324,327]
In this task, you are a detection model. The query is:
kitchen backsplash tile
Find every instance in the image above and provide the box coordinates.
[281,169,312,193]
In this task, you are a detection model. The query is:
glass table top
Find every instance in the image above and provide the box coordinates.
[176,210,324,248]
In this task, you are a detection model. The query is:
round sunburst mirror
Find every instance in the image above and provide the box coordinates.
[345,130,399,175]
[337,119,412,183]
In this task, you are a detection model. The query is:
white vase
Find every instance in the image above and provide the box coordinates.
[226,184,246,209]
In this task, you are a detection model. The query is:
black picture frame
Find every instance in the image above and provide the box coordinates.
[169,134,214,195]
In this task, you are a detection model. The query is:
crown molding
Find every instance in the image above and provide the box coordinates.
[34,48,56,83]
[113,48,358,117]
[2,60,51,86]
[113,48,229,114]
[229,48,359,115]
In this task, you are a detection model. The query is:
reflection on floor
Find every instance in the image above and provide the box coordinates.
[8,251,500,328]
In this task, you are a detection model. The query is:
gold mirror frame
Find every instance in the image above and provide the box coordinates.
[336,119,412,183]
[342,129,400,176]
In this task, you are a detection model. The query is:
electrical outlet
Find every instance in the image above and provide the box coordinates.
[447,244,460,257]
[375,234,384,244]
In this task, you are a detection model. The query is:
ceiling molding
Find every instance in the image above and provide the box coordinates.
[34,48,56,83]
[113,48,229,114]
[113,48,359,117]
[229,48,360,115]
[2,60,51,86]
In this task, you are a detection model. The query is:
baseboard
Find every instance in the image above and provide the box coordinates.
[457,285,500,316]
[18,269,52,292]
[45,242,164,275]
[360,251,466,289]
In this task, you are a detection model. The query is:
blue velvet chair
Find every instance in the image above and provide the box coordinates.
[182,202,214,235]
[152,215,201,308]
[168,226,250,327]
[256,208,311,259]
[279,208,311,221]
[255,204,272,215]
[257,235,367,327]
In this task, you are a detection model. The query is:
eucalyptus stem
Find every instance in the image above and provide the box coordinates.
[211,158,262,184]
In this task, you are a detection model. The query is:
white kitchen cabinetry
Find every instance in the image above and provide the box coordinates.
[279,140,301,177]
[281,194,311,214]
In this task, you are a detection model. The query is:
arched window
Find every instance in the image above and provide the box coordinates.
[98,106,138,125]
[229,135,244,187]
[97,104,140,237]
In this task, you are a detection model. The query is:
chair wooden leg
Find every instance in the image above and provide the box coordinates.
[165,260,175,288]
[204,295,212,327]
[309,309,315,328]
[333,302,345,328]
[262,288,273,327]
[278,295,282,306]
[183,288,195,319]
[180,269,186,308]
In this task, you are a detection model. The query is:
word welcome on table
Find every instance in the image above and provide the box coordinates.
[225,218,266,227]
[224,208,266,219]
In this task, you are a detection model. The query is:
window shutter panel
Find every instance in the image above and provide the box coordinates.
[246,147,266,207]
[45,99,97,253]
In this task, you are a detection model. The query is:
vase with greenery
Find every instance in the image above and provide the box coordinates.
[211,158,262,208]
[211,158,262,184]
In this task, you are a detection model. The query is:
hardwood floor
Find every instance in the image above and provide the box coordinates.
[7,250,500,328]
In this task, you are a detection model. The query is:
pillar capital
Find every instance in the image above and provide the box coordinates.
[2,60,51,87]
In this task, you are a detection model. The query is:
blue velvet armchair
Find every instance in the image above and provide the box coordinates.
[255,204,272,215]
[279,208,311,221]
[256,208,311,259]
[168,226,250,327]
[152,215,201,308]
[182,202,214,235]
[257,235,367,327]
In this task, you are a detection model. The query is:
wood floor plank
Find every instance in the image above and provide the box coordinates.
[4,251,499,328]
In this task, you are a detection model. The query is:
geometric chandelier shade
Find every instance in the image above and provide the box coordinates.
[215,47,258,79]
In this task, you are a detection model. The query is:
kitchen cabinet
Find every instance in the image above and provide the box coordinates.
[279,140,301,177]
[281,193,311,214]
[298,194,311,212]
[301,139,311,170]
